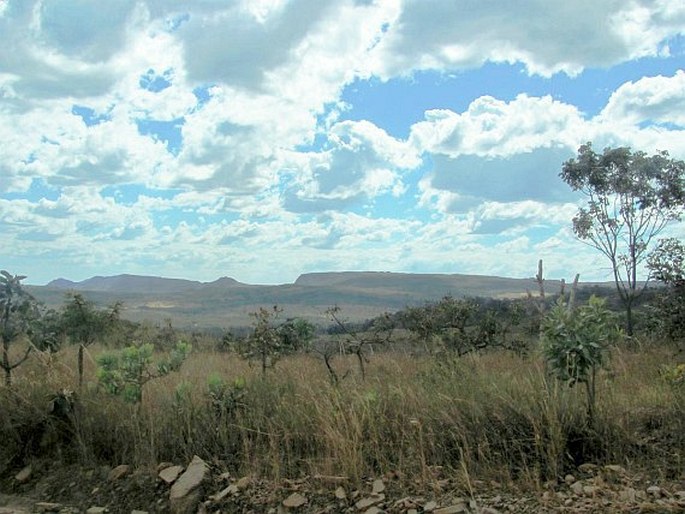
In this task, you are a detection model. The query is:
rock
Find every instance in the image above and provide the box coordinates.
[604,464,626,475]
[169,455,209,514]
[14,465,32,483]
[282,493,307,509]
[570,481,584,496]
[372,479,385,494]
[578,463,597,474]
[618,488,636,502]
[364,508,383,514]
[423,500,438,512]
[434,504,468,513]
[157,462,175,472]
[564,474,575,485]
[131,511,149,514]
[34,503,63,513]
[646,485,662,498]
[209,485,237,502]
[235,476,252,490]
[85,508,107,514]
[108,464,130,481]
[335,486,347,500]
[582,485,599,496]
[159,465,184,484]
[480,508,501,514]
[356,494,385,510]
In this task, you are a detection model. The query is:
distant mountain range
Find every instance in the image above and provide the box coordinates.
[30,271,610,329]
[46,274,243,294]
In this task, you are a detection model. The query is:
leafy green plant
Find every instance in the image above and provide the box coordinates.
[61,293,121,388]
[0,271,39,386]
[235,306,312,375]
[96,341,191,404]
[206,373,246,416]
[540,295,619,424]
[660,363,685,389]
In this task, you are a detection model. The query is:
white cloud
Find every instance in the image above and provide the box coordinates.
[368,0,685,78]
[600,69,685,127]
[410,94,583,158]
[282,120,419,212]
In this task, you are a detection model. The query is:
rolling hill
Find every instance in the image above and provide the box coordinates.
[29,271,596,329]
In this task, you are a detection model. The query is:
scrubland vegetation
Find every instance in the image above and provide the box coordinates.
[1,145,683,509]
[1,273,683,497]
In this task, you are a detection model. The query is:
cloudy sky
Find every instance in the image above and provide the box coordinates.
[1,0,684,285]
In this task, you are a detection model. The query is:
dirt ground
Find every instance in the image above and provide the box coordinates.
[1,459,685,513]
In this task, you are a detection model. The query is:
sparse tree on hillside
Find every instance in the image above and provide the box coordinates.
[560,143,685,335]
[0,271,38,387]
[235,306,313,375]
[61,293,121,388]
[647,238,685,344]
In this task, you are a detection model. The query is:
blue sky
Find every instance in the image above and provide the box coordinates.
[0,0,684,285]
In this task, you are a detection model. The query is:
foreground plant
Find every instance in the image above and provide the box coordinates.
[234,306,313,375]
[96,340,191,404]
[0,271,39,387]
[61,293,121,389]
[540,295,619,424]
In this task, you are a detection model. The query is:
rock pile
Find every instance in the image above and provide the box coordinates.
[3,458,685,513]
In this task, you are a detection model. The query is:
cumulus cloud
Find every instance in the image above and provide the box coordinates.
[600,69,685,127]
[368,0,685,78]
[282,120,420,212]
[1,0,684,284]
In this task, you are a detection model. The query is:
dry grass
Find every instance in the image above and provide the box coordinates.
[1,342,683,491]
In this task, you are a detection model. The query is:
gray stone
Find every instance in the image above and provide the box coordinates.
[583,485,599,496]
[34,503,63,513]
[282,493,307,509]
[85,508,107,514]
[434,504,468,513]
[578,463,597,474]
[372,479,385,494]
[335,486,347,500]
[570,481,584,496]
[356,494,384,510]
[235,476,252,490]
[159,465,184,484]
[364,508,383,514]
[604,464,626,475]
[14,465,32,483]
[423,500,438,512]
[646,485,662,498]
[209,485,236,501]
[108,464,130,481]
[169,455,209,514]
[618,488,636,502]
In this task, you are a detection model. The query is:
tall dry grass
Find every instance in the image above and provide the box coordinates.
[1,343,683,491]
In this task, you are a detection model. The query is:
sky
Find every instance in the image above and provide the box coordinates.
[1,0,684,286]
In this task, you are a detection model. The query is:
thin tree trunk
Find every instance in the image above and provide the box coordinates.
[625,301,634,337]
[2,337,11,387]
[78,344,85,389]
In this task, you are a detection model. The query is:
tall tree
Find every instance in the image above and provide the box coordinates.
[61,293,121,388]
[0,271,37,386]
[647,238,685,343]
[560,143,685,335]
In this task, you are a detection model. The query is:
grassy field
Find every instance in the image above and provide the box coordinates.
[1,338,683,495]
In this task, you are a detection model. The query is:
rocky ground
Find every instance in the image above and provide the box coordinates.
[1,458,684,514]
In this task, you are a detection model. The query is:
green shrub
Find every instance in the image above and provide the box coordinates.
[96,341,191,404]
[541,295,619,423]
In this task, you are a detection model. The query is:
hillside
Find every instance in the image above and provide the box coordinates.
[30,271,595,329]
